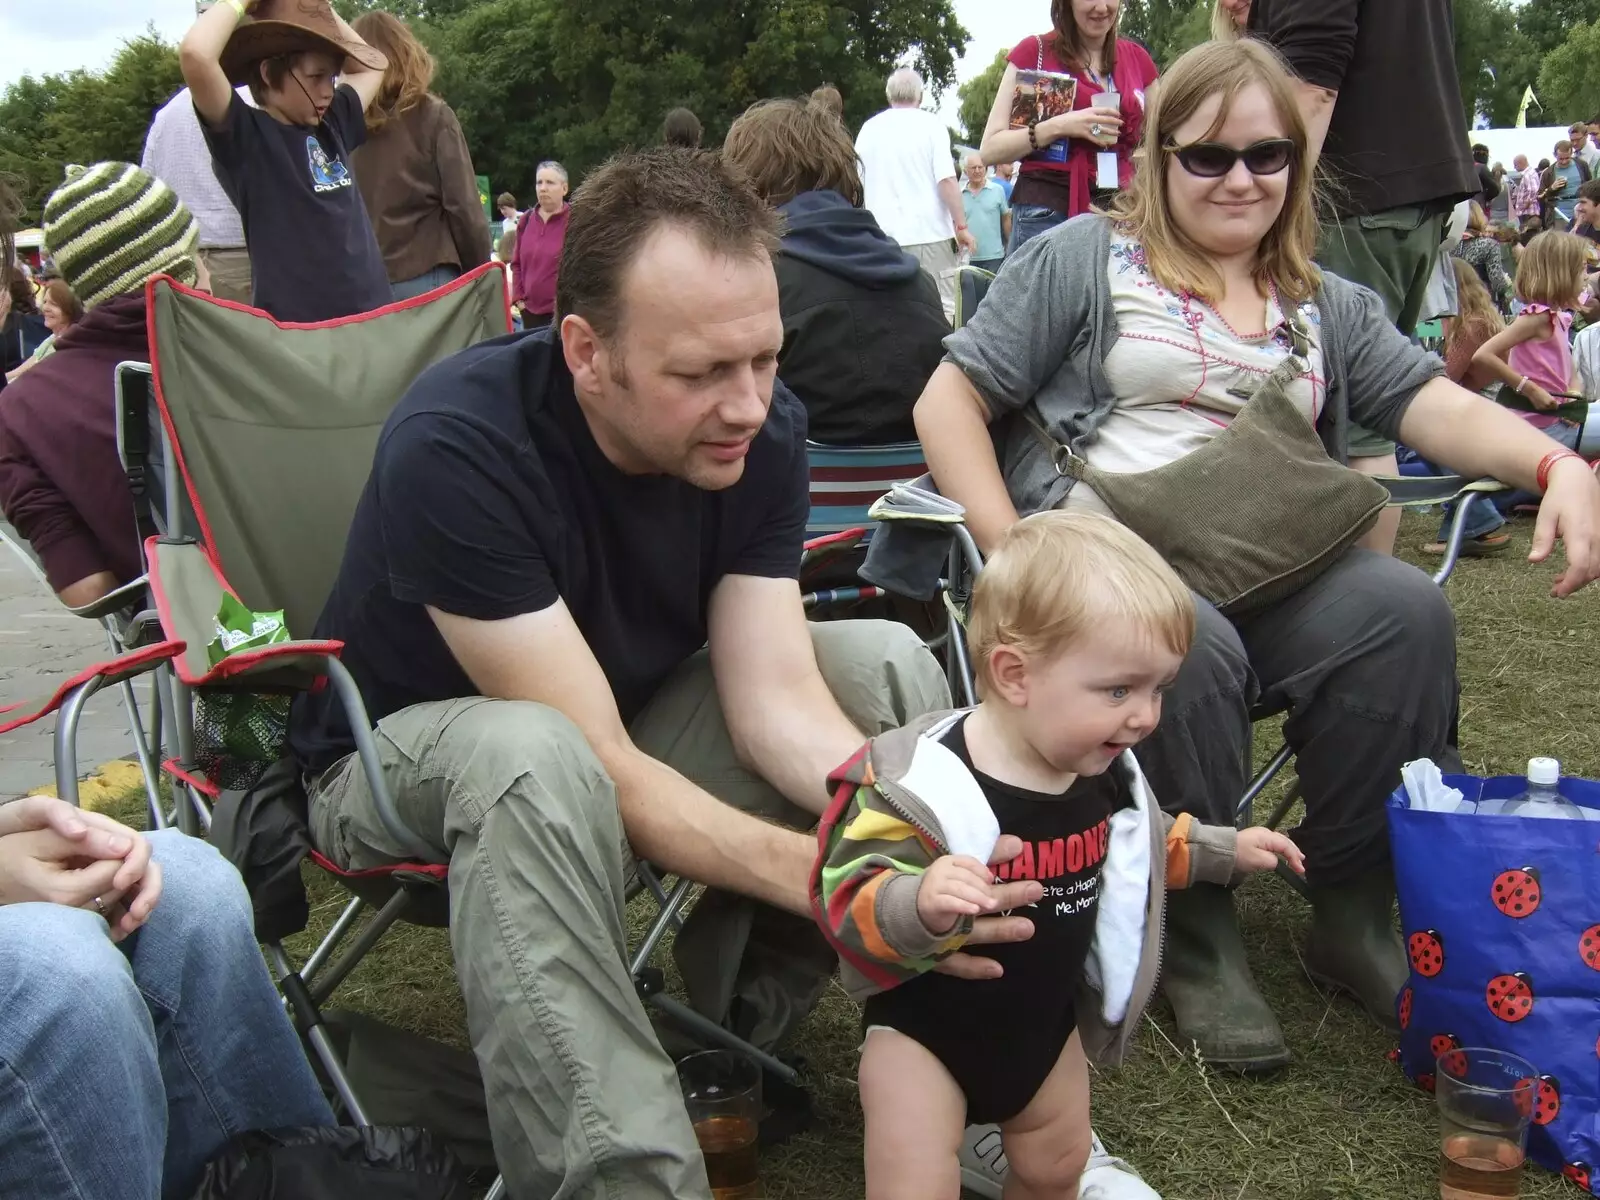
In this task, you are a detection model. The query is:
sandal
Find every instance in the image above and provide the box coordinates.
[1421,531,1512,556]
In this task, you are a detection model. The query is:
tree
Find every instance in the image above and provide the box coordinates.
[1455,0,1542,128]
[957,50,1008,148]
[1119,0,1208,66]
[0,30,182,222]
[1516,0,1600,58]
[1538,19,1600,126]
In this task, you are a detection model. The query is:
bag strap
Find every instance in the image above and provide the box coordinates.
[1022,294,1314,478]
[1037,34,1046,72]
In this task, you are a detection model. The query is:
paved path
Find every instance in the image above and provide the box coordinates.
[0,534,151,799]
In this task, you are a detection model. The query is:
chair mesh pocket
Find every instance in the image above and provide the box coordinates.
[193,690,291,792]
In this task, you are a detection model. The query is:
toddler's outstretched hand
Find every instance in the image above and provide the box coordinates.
[916,855,1001,935]
[1235,827,1305,876]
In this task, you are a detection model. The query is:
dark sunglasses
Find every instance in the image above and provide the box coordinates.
[1167,138,1296,178]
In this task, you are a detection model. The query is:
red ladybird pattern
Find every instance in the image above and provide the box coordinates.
[1534,1075,1561,1127]
[1417,1073,1436,1094]
[1582,925,1600,971]
[1564,1162,1592,1190]
[1398,987,1413,1030]
[1490,867,1542,918]
[1487,972,1535,1023]
[1408,930,1445,977]
[1514,1077,1536,1119]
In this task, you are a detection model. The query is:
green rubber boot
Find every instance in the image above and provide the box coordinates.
[1160,883,1291,1074]
[1302,866,1407,1034]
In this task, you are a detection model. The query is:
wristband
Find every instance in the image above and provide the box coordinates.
[1027,119,1039,151]
[1537,449,1583,493]
[954,222,968,232]
[1514,375,1529,396]
[223,0,248,16]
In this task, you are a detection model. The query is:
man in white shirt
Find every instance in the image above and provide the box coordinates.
[141,86,253,303]
[855,67,976,322]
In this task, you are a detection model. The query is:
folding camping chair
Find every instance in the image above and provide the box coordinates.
[130,268,794,1183]
[0,526,172,826]
[801,440,927,611]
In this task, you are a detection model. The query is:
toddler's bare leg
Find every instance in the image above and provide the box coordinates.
[860,1027,967,1200]
[999,1030,1093,1200]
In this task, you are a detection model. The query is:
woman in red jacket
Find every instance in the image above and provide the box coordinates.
[977,1,1160,250]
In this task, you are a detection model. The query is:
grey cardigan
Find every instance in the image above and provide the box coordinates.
[943,213,1447,518]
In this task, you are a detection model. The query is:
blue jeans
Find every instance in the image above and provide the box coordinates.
[0,830,332,1199]
[1008,203,1068,253]
[389,264,462,302]
[1435,420,1581,541]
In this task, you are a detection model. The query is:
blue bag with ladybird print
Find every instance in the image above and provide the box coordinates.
[1389,771,1600,1193]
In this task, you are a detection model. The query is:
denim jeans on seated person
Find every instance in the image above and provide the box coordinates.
[1434,418,1581,543]
[0,829,333,1200]
[1008,203,1068,253]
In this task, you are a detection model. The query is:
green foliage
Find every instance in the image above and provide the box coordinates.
[0,0,967,214]
[1537,19,1600,126]
[956,50,1009,149]
[1516,0,1600,58]
[1119,0,1209,67]
[0,29,183,223]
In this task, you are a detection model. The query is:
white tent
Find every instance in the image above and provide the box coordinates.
[1471,126,1578,170]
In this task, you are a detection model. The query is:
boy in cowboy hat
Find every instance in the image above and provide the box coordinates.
[180,0,391,322]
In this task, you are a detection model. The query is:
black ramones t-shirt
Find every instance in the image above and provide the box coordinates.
[289,325,811,774]
[201,85,390,322]
[861,714,1129,1124]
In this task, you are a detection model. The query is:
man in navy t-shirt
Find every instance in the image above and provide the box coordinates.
[288,148,1034,1199]
[180,0,390,321]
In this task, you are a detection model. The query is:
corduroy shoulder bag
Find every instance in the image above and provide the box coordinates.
[1024,313,1387,616]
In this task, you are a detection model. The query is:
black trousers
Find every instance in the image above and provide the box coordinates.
[1133,549,1458,884]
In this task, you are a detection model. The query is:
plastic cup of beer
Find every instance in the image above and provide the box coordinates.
[678,1050,763,1199]
[1436,1047,1536,1200]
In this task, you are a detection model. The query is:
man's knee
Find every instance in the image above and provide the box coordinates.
[1334,553,1457,673]
[146,829,250,930]
[0,905,140,1031]
[810,619,951,729]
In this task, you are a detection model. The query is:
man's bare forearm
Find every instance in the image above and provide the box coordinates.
[605,743,813,915]
[728,674,864,818]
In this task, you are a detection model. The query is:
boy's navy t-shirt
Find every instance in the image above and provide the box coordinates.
[290,325,811,774]
[201,85,390,322]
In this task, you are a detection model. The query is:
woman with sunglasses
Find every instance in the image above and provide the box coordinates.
[977,1,1160,251]
[914,38,1600,1076]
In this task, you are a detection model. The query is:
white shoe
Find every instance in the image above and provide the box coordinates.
[1079,1131,1162,1199]
[958,1127,1160,1199]
[957,1124,1007,1198]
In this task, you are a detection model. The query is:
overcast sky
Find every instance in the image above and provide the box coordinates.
[0,0,1050,121]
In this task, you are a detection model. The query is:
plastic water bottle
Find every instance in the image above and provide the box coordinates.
[1499,757,1595,819]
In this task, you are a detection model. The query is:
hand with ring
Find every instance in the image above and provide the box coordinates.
[1052,106,1123,148]
[0,797,162,940]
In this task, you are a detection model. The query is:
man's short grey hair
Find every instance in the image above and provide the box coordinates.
[963,151,985,170]
[886,67,924,106]
[537,160,569,184]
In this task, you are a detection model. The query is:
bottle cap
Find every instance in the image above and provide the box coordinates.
[1527,757,1561,786]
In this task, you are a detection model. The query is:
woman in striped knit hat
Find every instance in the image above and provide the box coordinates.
[0,161,200,608]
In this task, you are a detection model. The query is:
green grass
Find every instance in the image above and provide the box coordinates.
[106,511,1600,1199]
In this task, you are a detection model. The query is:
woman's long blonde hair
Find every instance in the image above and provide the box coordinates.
[351,11,436,132]
[1107,38,1320,305]
[1211,0,1242,41]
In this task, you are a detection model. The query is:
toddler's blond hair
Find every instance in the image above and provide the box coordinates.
[967,512,1195,696]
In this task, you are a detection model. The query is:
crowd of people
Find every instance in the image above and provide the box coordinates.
[3,0,1600,1198]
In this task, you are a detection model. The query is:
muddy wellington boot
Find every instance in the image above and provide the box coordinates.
[1302,866,1408,1035]
[1160,883,1291,1073]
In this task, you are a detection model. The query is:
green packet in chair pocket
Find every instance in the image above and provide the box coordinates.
[207,593,291,667]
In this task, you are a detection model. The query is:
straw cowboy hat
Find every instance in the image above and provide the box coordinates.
[220,0,389,86]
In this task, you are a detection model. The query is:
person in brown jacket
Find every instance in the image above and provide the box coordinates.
[350,11,492,301]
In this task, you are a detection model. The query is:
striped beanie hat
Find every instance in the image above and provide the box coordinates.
[43,162,200,309]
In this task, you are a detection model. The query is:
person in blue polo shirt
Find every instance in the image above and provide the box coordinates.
[961,152,1011,274]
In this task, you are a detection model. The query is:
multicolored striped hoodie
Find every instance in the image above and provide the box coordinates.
[811,709,1244,1065]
